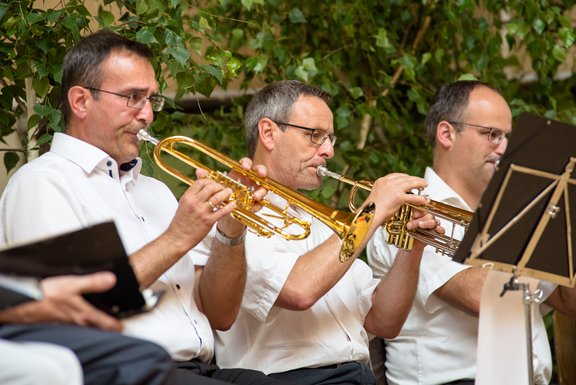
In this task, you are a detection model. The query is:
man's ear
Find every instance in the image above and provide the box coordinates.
[436,120,456,149]
[67,86,91,120]
[258,118,277,151]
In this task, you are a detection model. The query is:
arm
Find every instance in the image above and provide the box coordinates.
[545,286,576,319]
[129,177,236,288]
[433,266,488,316]
[276,173,432,311]
[364,210,444,337]
[195,215,247,330]
[0,272,122,331]
[131,159,266,289]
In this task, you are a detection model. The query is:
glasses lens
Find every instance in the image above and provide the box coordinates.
[310,130,328,145]
[126,94,146,109]
[150,96,165,112]
[488,129,504,144]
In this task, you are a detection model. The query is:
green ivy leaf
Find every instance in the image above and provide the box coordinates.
[288,8,307,24]
[32,77,50,98]
[168,45,190,66]
[200,64,224,84]
[349,87,364,99]
[136,29,158,45]
[3,152,20,174]
[97,8,114,27]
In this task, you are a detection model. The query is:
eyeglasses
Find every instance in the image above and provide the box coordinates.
[84,87,165,112]
[274,121,337,146]
[448,121,510,145]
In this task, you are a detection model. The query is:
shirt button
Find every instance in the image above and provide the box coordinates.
[106,160,112,167]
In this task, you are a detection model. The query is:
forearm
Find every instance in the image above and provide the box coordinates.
[546,286,576,319]
[434,266,487,316]
[130,228,204,289]
[197,238,247,330]
[364,246,423,338]
[276,234,355,310]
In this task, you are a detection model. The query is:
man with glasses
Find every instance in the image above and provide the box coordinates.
[367,80,575,385]
[213,80,444,385]
[0,30,293,385]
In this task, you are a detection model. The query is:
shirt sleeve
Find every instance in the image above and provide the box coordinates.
[240,233,301,322]
[367,227,469,313]
[0,166,90,246]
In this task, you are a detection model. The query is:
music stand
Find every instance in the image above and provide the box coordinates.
[454,112,576,385]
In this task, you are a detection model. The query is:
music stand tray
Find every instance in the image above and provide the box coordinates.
[454,112,576,288]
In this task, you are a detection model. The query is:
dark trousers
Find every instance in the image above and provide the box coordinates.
[0,323,175,385]
[172,360,295,385]
[270,362,376,385]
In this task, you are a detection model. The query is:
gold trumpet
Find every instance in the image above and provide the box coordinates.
[317,166,473,257]
[137,130,375,262]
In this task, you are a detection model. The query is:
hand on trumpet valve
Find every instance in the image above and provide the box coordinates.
[406,210,445,235]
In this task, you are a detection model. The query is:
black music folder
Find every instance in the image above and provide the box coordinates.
[0,221,162,317]
[453,113,576,287]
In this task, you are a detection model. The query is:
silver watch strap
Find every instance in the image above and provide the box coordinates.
[214,226,247,246]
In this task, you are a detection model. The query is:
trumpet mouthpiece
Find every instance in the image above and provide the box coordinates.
[316,166,341,180]
[137,129,159,145]
[316,165,328,176]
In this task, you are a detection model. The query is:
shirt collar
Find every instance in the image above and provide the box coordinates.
[50,132,142,181]
[423,166,472,211]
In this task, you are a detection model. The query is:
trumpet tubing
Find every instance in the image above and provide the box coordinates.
[137,130,375,262]
[317,166,473,257]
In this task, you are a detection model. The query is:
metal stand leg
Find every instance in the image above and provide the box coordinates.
[500,274,543,385]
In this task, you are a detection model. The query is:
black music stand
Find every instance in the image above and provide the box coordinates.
[454,112,576,385]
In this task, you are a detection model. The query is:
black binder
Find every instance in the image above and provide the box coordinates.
[0,221,162,317]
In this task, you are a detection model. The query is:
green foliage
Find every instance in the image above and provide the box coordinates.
[195,0,576,207]
[0,0,241,171]
[1,0,576,204]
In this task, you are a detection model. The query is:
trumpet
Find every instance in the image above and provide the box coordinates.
[317,166,473,257]
[137,130,375,262]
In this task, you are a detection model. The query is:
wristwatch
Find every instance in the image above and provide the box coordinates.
[214,226,247,246]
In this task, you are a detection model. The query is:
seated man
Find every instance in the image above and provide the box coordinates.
[367,80,576,385]
[0,30,291,385]
[0,272,175,385]
[213,80,444,385]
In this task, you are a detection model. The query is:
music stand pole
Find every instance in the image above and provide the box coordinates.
[500,274,544,385]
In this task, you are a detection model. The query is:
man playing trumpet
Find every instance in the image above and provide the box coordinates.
[0,30,292,385]
[367,80,576,385]
[213,80,444,385]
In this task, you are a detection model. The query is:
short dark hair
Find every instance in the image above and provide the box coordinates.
[424,80,500,147]
[60,30,154,125]
[244,80,331,157]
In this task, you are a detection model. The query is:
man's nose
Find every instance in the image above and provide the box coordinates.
[495,137,508,155]
[318,139,335,159]
[136,99,155,125]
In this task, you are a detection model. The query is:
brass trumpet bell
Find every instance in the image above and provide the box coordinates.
[317,166,473,257]
[138,130,375,262]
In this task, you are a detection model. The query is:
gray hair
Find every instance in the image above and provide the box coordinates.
[244,80,331,157]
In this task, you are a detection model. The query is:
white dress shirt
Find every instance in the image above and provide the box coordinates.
[213,192,380,374]
[367,167,553,385]
[0,132,214,362]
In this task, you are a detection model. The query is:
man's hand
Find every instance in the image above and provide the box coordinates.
[0,272,122,332]
[215,157,268,238]
[364,173,430,226]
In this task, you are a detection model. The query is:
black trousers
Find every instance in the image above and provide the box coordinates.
[270,362,376,385]
[0,323,175,385]
[171,360,295,385]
